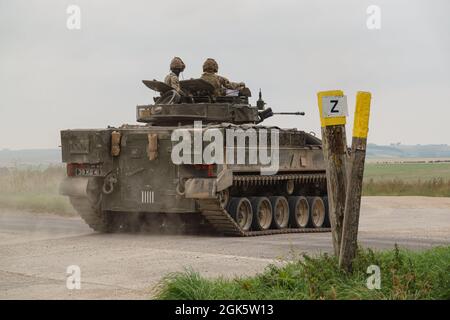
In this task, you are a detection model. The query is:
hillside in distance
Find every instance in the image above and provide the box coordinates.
[366,144,450,158]
[0,149,61,167]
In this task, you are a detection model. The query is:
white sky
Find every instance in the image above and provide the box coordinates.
[1,0,449,149]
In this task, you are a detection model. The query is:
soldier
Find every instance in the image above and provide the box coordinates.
[164,57,186,94]
[200,58,245,96]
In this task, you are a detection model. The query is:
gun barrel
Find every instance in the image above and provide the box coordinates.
[272,112,305,116]
[257,108,306,124]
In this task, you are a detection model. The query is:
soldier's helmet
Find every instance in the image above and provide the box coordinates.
[170,57,186,72]
[203,58,218,73]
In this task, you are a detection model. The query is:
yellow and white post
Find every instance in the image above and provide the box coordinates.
[339,91,372,271]
[317,90,348,257]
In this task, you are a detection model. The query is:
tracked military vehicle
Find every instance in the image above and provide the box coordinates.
[60,79,330,236]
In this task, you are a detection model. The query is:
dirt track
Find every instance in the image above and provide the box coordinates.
[1,196,449,299]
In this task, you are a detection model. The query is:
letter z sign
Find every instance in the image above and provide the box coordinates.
[322,96,348,118]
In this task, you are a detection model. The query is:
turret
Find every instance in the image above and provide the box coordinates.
[137,79,304,126]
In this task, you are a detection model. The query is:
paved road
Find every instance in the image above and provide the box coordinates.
[1,196,449,299]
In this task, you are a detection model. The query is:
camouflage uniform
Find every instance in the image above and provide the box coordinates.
[201,72,242,96]
[200,58,245,96]
[164,72,181,93]
[164,57,185,93]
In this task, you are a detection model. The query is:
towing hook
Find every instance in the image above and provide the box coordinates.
[176,179,186,196]
[102,174,118,195]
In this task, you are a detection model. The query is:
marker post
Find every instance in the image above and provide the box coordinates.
[317,90,349,257]
[339,91,372,272]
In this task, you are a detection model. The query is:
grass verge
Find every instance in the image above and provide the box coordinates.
[156,246,450,300]
[363,178,450,197]
[0,165,75,215]
[0,193,75,216]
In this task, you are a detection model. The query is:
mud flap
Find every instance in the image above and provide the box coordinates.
[216,168,233,192]
[184,178,217,199]
[59,177,102,204]
[59,177,89,197]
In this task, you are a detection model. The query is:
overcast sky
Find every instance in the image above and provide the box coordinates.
[1,0,449,149]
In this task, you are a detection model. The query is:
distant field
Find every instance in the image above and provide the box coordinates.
[364,162,450,182]
[0,166,75,215]
[363,162,450,197]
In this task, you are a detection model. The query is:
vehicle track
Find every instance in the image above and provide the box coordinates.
[199,172,331,236]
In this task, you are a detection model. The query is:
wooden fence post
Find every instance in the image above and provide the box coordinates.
[339,91,372,271]
[317,90,348,257]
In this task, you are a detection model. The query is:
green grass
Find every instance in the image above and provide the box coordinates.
[363,178,450,197]
[364,162,450,182]
[363,162,450,196]
[0,166,75,215]
[156,246,450,300]
[0,193,75,215]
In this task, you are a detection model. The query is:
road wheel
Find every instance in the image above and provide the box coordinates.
[228,197,253,231]
[218,189,230,208]
[288,196,309,228]
[308,196,326,228]
[249,197,272,231]
[270,196,290,229]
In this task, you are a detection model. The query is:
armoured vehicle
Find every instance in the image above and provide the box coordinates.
[60,79,330,236]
